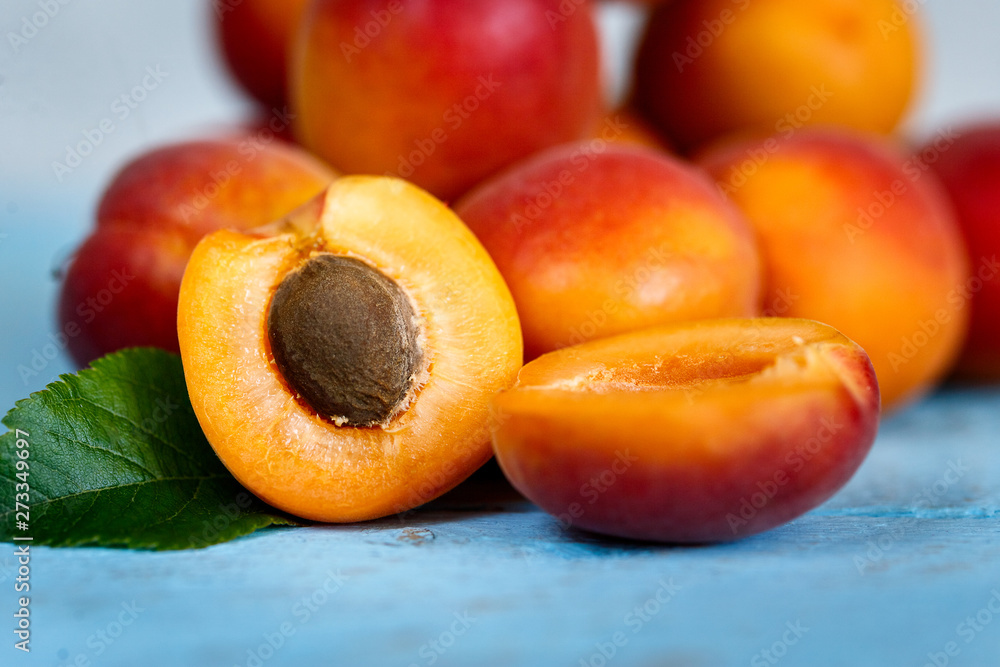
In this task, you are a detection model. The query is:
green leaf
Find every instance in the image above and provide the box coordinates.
[0,348,299,550]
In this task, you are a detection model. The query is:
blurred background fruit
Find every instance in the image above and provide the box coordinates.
[290,0,604,200]
[215,0,309,108]
[633,0,920,152]
[699,127,969,408]
[918,122,1000,380]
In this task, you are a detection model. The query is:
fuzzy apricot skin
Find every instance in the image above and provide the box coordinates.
[633,0,919,152]
[698,128,969,409]
[291,0,602,200]
[491,318,880,543]
[178,177,522,523]
[455,144,761,360]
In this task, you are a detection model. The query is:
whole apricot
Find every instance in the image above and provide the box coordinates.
[291,0,603,200]
[455,143,761,359]
[214,0,308,107]
[633,0,920,151]
[699,128,969,408]
[917,123,1000,380]
[59,138,335,365]
[178,177,522,522]
[492,318,880,543]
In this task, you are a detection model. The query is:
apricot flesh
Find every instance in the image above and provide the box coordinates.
[492,318,880,543]
[178,177,522,522]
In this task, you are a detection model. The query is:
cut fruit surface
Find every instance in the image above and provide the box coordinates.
[178,177,522,522]
[491,318,880,543]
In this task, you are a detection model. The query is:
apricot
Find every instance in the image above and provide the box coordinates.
[454,143,761,359]
[916,123,1000,380]
[59,138,334,365]
[633,0,920,152]
[214,0,308,107]
[698,128,969,408]
[492,318,880,543]
[178,177,522,522]
[291,0,603,200]
[594,108,672,153]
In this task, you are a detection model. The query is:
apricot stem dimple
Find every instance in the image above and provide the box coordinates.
[267,253,423,428]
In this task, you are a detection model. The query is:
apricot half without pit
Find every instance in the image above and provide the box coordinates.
[491,318,880,543]
[178,176,522,522]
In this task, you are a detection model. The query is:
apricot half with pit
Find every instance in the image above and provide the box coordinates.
[178,176,522,522]
[491,318,880,543]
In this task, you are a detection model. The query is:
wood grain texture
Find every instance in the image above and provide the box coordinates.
[18,387,1000,667]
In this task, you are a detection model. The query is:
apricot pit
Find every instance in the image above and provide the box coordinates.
[267,254,423,428]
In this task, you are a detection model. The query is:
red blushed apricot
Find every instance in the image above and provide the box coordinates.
[492,318,880,543]
[96,138,334,242]
[59,226,190,363]
[633,0,920,152]
[178,177,522,522]
[455,143,761,359]
[917,123,1000,379]
[59,138,335,366]
[291,0,603,200]
[699,128,969,409]
[215,0,308,107]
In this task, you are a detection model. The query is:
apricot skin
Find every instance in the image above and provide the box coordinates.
[179,177,522,523]
[699,128,969,409]
[59,138,334,366]
[291,0,603,200]
[917,124,1000,380]
[455,143,761,360]
[633,0,919,151]
[215,0,308,107]
[491,318,880,543]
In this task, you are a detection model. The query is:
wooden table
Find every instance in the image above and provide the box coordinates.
[20,386,1000,667]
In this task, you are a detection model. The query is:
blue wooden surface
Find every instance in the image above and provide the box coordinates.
[2,386,997,667]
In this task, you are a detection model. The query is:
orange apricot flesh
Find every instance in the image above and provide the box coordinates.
[178,176,522,522]
[491,318,880,543]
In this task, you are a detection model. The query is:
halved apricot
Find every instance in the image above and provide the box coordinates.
[178,177,522,522]
[491,318,880,543]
